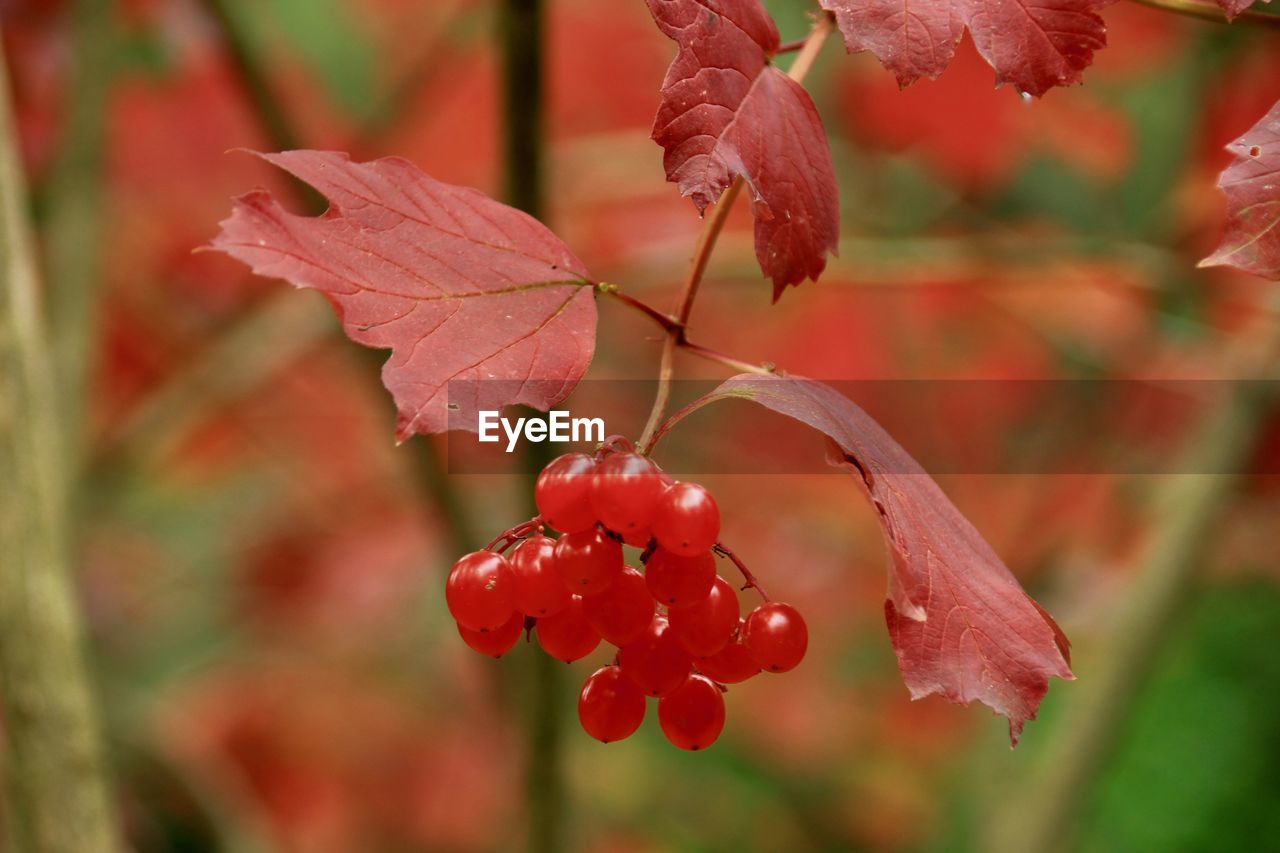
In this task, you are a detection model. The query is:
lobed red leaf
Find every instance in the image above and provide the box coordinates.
[646,0,840,298]
[209,151,598,440]
[821,0,1112,97]
[1200,99,1280,280]
[675,374,1073,744]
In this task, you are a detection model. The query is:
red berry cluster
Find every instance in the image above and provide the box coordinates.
[444,440,808,751]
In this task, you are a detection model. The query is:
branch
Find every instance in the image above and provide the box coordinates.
[636,12,834,452]
[596,283,776,375]
[1126,0,1280,28]
[596,282,682,333]
[0,37,121,853]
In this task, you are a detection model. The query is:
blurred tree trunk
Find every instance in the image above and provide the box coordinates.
[497,2,568,852]
[0,40,120,853]
[988,331,1280,853]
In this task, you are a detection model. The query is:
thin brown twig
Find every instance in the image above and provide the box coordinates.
[1126,0,1280,28]
[597,283,681,332]
[636,12,834,453]
[714,543,771,601]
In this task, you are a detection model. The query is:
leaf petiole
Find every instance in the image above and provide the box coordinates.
[713,543,771,602]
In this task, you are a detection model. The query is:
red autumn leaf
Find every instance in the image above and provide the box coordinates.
[1200,99,1280,280]
[645,0,840,298]
[668,374,1073,743]
[209,151,598,440]
[820,0,1112,97]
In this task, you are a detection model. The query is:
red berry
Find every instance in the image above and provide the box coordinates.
[535,453,598,533]
[669,576,739,657]
[658,674,725,751]
[695,620,761,684]
[554,527,623,594]
[622,526,653,549]
[578,665,646,743]
[652,483,720,557]
[618,615,692,697]
[457,611,524,658]
[536,595,601,663]
[581,566,655,646]
[509,535,572,617]
[644,547,715,609]
[590,452,665,535]
[743,602,808,673]
[445,551,515,632]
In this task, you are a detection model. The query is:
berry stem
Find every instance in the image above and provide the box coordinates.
[714,543,771,602]
[634,12,834,454]
[485,516,543,551]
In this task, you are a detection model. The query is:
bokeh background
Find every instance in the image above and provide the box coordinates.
[3,0,1280,850]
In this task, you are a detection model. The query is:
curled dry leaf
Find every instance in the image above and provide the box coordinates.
[209,151,597,440]
[670,374,1073,744]
[1200,99,1280,281]
[646,0,840,298]
[820,0,1112,97]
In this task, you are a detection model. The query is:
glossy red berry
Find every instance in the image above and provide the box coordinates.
[509,534,572,617]
[695,620,761,684]
[618,615,692,697]
[457,610,524,658]
[669,576,739,657]
[590,452,665,535]
[536,595,601,663]
[578,665,646,743]
[658,674,725,751]
[652,483,720,557]
[581,566,655,647]
[743,602,808,673]
[621,526,653,549]
[644,547,715,609]
[554,527,623,594]
[535,453,598,533]
[445,551,515,632]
